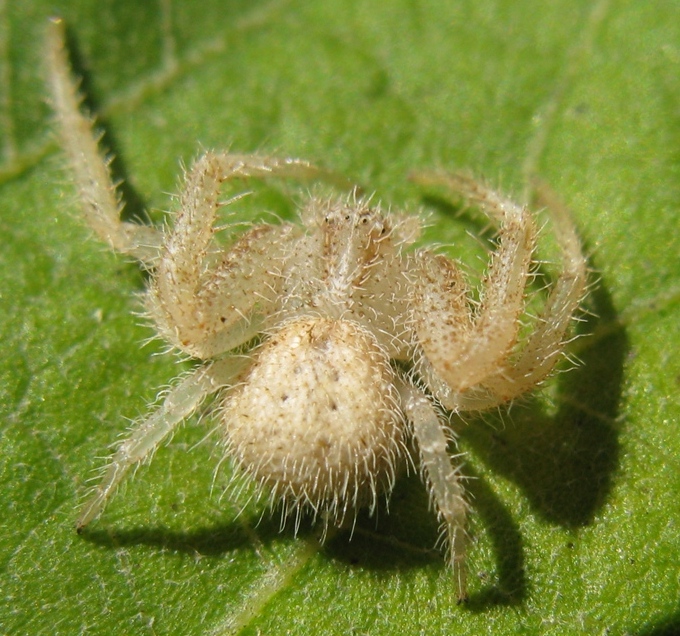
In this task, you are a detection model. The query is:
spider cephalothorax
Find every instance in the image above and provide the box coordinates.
[47,18,587,600]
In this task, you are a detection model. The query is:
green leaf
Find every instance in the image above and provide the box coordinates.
[2,0,679,634]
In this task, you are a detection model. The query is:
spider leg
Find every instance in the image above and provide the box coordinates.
[46,19,162,264]
[149,152,348,359]
[76,357,247,530]
[414,179,587,411]
[474,183,588,405]
[398,379,469,601]
[410,172,537,397]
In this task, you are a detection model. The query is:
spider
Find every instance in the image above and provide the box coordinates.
[46,19,587,600]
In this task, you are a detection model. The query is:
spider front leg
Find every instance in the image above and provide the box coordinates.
[148,151,343,359]
[410,172,537,404]
[412,174,586,410]
[479,182,588,404]
[46,18,162,264]
[399,379,469,601]
[76,358,247,530]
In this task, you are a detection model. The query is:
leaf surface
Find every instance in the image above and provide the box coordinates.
[1,0,679,634]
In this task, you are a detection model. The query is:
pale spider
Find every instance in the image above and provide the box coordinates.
[47,19,586,600]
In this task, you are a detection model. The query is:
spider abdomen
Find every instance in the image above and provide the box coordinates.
[223,316,405,521]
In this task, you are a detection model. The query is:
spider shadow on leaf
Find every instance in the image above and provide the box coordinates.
[77,485,442,585]
[636,614,680,636]
[78,513,318,562]
[321,463,526,607]
[78,465,520,605]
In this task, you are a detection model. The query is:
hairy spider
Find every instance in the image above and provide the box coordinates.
[46,19,587,600]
